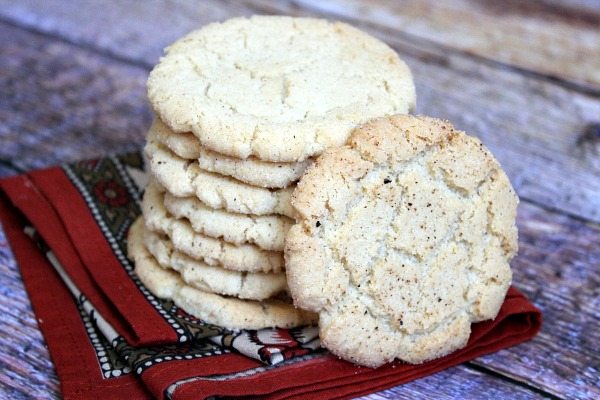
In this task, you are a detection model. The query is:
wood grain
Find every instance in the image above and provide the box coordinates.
[1,0,599,224]
[254,0,600,90]
[0,23,151,172]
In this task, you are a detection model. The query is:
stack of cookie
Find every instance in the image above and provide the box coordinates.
[128,16,416,330]
[128,16,520,368]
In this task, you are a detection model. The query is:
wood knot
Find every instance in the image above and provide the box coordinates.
[575,123,600,169]
[577,123,600,147]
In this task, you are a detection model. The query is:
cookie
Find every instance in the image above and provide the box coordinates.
[148,117,202,160]
[143,225,287,300]
[163,191,293,251]
[173,285,317,330]
[194,168,295,218]
[128,218,182,299]
[142,182,284,273]
[141,181,171,233]
[148,16,416,163]
[150,118,311,188]
[285,115,518,367]
[145,140,295,217]
[142,218,173,267]
[197,147,310,190]
[144,136,196,197]
[128,218,316,329]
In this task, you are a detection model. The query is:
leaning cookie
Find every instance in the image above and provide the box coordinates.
[128,218,316,329]
[285,114,518,367]
[149,118,311,189]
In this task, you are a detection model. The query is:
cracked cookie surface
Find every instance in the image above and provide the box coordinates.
[149,118,312,188]
[285,114,518,367]
[128,218,316,329]
[147,16,416,162]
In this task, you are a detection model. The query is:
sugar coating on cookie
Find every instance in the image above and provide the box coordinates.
[285,115,518,367]
[148,16,416,162]
[149,118,311,188]
[128,218,316,329]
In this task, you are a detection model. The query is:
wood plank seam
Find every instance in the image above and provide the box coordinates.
[0,159,25,175]
[516,197,600,230]
[466,362,564,400]
[0,15,153,70]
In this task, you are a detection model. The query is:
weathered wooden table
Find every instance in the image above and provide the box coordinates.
[1,1,598,398]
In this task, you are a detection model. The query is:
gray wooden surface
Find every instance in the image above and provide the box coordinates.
[0,1,599,399]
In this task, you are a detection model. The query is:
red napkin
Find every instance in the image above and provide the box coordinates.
[0,153,541,400]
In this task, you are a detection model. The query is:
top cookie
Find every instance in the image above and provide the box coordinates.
[148,16,416,162]
[285,115,518,367]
